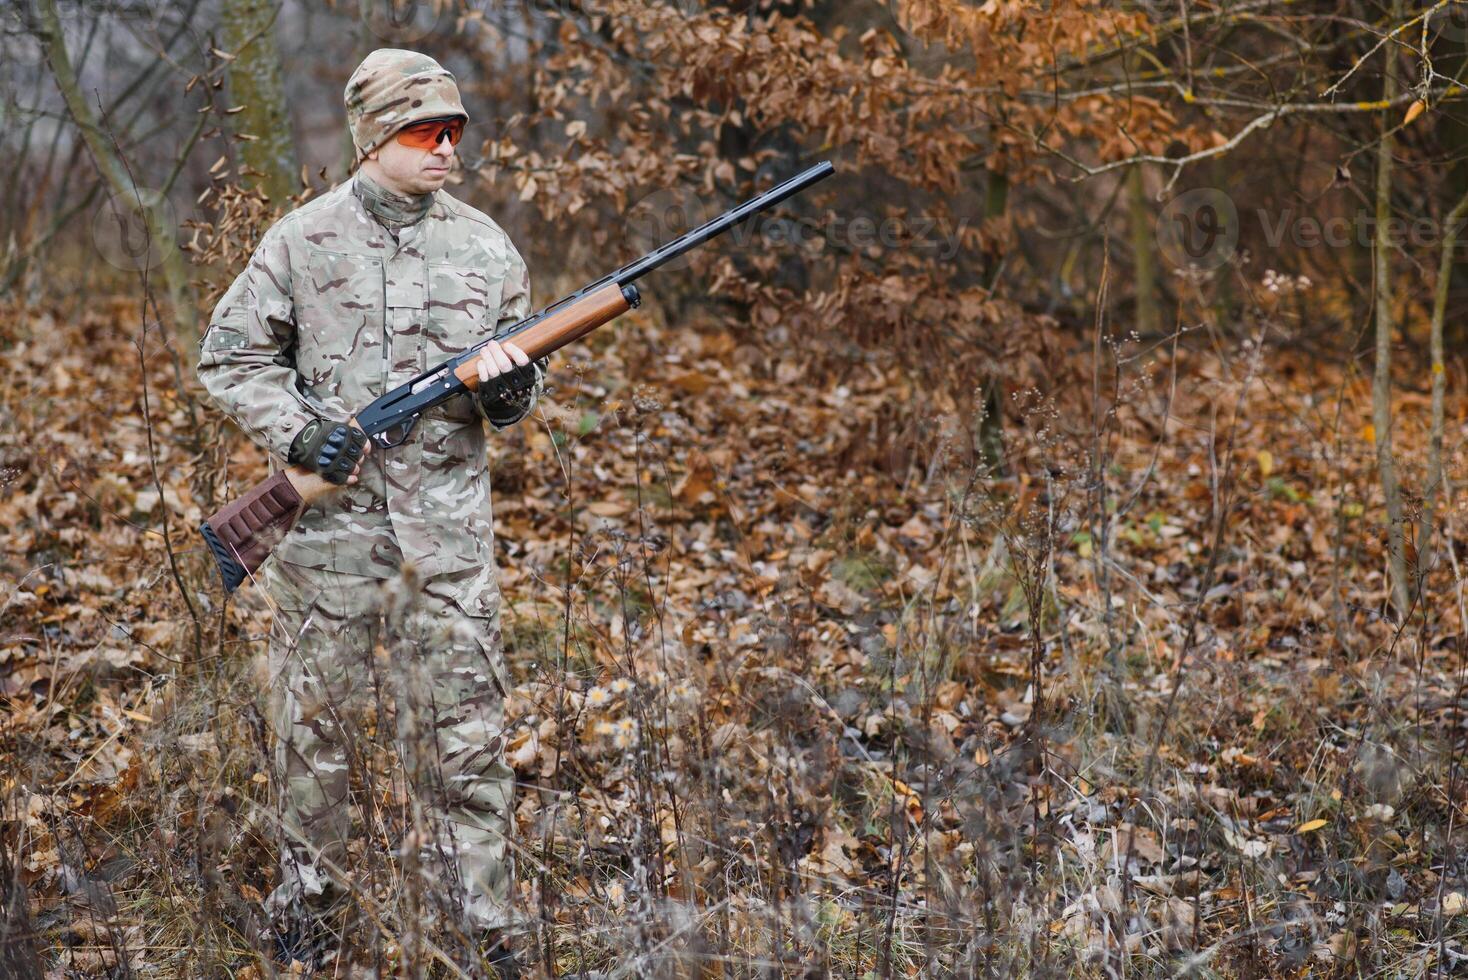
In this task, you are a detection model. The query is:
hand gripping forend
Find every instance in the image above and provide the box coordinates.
[198,470,304,593]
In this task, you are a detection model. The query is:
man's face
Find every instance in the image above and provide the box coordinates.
[365,123,457,195]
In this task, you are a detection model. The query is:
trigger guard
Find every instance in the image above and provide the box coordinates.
[371,416,418,449]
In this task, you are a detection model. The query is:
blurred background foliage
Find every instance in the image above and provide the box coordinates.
[6,1,1468,976]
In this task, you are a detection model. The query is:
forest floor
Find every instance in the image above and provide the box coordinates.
[3,290,1468,977]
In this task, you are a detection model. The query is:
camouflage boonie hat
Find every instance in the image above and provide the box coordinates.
[345,48,467,162]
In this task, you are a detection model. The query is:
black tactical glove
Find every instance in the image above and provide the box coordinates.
[476,358,545,427]
[287,419,368,484]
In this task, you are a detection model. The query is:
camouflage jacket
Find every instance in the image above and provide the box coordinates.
[197,174,538,579]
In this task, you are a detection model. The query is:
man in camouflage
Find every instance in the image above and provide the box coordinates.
[197,48,538,965]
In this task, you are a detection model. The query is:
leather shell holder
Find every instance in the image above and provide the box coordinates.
[198,470,304,593]
[476,359,543,406]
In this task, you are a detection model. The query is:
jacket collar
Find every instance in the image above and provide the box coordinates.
[351,170,434,231]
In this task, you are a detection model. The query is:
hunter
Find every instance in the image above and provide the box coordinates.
[196,47,539,970]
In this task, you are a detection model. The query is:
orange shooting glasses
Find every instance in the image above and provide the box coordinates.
[395,116,465,150]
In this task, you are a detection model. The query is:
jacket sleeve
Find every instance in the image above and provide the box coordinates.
[475,237,544,431]
[196,222,321,459]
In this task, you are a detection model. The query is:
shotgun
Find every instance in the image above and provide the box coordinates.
[199,161,835,592]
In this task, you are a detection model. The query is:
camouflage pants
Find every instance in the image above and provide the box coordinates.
[261,558,515,933]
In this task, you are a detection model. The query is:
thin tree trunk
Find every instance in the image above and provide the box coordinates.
[221,0,300,205]
[1128,164,1158,336]
[977,169,1009,472]
[1421,185,1467,600]
[341,0,385,179]
[30,0,198,345]
[1372,1,1410,618]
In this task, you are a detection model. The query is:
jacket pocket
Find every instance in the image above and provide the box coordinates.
[443,589,510,698]
[296,250,385,397]
[427,263,501,422]
[427,264,502,352]
[262,557,381,624]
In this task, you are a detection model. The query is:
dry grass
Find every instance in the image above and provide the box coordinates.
[2,289,1467,978]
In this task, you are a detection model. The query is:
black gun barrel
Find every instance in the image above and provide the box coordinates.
[612,160,835,285]
[500,161,835,332]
